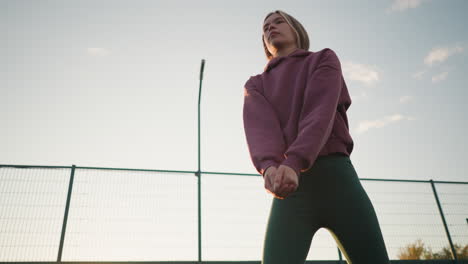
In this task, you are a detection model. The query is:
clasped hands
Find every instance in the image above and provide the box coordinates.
[264,165,299,199]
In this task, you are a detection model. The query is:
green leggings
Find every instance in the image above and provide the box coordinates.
[262,153,390,264]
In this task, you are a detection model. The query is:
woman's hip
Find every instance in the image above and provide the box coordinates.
[296,153,363,202]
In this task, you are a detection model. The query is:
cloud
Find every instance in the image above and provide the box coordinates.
[424,44,464,66]
[412,69,426,80]
[351,90,369,103]
[399,95,413,103]
[87,48,110,56]
[414,43,464,81]
[355,114,416,134]
[387,0,428,12]
[342,61,380,86]
[431,71,448,83]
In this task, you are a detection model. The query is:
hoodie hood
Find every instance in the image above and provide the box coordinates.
[264,48,311,72]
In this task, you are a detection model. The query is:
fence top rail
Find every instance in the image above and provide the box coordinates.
[0,164,196,175]
[1,164,467,184]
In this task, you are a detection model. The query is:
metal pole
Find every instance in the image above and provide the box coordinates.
[57,164,76,262]
[430,179,458,263]
[197,59,205,264]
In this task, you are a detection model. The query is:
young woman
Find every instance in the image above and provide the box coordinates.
[242,10,390,264]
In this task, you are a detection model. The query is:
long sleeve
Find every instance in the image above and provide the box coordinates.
[243,77,286,176]
[280,49,343,176]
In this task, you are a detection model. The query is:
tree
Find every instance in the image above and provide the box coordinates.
[397,239,426,259]
[398,239,468,260]
[424,243,468,260]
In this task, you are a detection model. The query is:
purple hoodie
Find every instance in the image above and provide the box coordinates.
[243,48,354,177]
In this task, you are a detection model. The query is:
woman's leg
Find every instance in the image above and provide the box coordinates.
[316,155,390,264]
[261,172,321,264]
[261,154,390,264]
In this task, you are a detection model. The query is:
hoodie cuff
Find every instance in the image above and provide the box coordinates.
[260,160,279,177]
[280,155,304,177]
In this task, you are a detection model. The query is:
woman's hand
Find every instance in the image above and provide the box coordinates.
[263,166,279,197]
[264,165,299,199]
[273,165,299,199]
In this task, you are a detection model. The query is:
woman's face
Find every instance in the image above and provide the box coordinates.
[262,13,297,55]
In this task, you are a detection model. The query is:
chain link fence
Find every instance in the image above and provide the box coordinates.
[0,164,467,263]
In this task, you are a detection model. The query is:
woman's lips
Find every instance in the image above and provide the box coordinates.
[270,32,279,38]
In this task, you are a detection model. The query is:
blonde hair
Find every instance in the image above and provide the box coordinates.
[262,10,310,60]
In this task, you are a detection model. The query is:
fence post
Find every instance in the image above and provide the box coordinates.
[57,164,76,262]
[430,179,458,263]
[196,171,202,264]
[338,247,343,263]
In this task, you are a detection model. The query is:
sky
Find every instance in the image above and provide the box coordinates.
[1,0,468,262]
